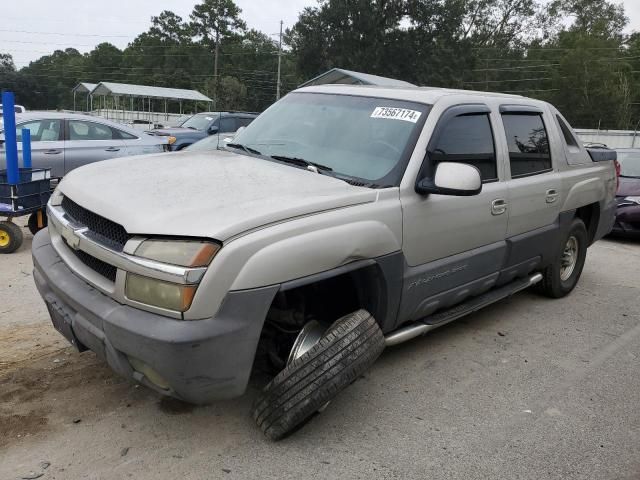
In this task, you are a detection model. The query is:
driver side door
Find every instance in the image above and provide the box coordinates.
[399,104,509,323]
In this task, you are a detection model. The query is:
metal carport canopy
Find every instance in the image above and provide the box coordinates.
[90,82,213,102]
[72,82,98,94]
[299,68,415,88]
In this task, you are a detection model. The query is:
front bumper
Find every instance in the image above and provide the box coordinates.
[612,205,640,238]
[32,230,278,404]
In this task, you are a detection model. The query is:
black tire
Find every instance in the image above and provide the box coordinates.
[538,218,588,298]
[252,309,385,441]
[27,211,48,235]
[0,221,24,254]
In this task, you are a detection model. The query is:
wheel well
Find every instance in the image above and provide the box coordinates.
[255,266,384,372]
[268,266,382,327]
[575,203,600,245]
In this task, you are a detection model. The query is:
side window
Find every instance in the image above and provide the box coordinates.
[219,117,237,133]
[69,120,114,141]
[556,115,580,151]
[502,113,552,178]
[238,117,254,128]
[431,113,497,182]
[113,128,138,140]
[16,120,62,142]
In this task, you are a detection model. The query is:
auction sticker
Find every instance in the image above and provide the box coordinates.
[371,107,422,123]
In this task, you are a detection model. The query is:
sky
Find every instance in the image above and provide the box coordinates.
[1,0,639,69]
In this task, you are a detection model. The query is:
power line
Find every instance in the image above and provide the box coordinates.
[0,29,131,38]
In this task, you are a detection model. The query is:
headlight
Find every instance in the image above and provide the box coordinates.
[135,239,219,267]
[126,273,197,312]
[624,196,640,205]
[167,136,177,145]
[125,239,219,312]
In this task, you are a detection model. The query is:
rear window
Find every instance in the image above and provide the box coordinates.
[556,115,580,150]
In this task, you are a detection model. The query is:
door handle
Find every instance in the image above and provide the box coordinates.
[105,147,120,152]
[491,198,508,216]
[546,189,559,204]
[44,149,61,155]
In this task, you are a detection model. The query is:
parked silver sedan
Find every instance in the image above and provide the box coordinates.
[0,112,168,177]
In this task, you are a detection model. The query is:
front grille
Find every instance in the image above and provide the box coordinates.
[61,196,131,251]
[63,238,117,282]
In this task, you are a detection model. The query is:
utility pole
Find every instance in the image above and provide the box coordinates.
[276,20,283,101]
[214,28,220,111]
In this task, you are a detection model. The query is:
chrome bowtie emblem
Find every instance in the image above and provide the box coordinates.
[61,225,81,250]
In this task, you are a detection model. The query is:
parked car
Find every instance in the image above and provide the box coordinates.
[166,114,193,128]
[34,85,616,440]
[128,119,158,131]
[150,111,257,151]
[0,104,26,126]
[612,148,640,237]
[0,112,169,178]
[183,130,239,151]
[0,104,26,115]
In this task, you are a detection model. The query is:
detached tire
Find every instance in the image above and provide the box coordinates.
[0,221,23,254]
[538,217,588,298]
[253,309,385,441]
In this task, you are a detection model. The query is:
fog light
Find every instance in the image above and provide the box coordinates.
[128,356,171,390]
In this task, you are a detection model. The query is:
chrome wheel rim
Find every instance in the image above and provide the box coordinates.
[560,236,579,281]
[286,320,326,366]
[287,320,331,413]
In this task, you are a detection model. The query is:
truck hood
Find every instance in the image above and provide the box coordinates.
[58,150,377,241]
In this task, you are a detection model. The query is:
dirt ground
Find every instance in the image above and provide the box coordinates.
[1,222,640,480]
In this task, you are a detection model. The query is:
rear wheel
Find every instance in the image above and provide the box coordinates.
[0,221,23,254]
[538,218,588,298]
[252,309,385,440]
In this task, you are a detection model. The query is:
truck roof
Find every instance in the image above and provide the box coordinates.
[296,84,544,106]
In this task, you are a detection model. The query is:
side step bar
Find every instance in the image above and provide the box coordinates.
[384,273,543,347]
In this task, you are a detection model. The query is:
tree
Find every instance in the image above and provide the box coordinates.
[209,75,247,110]
[549,0,627,39]
[149,11,192,44]
[190,0,247,107]
[287,0,406,80]
[0,53,15,72]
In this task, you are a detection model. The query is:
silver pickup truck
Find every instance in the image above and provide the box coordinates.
[32,85,617,440]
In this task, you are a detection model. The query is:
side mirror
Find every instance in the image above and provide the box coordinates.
[416,162,482,196]
[208,125,219,135]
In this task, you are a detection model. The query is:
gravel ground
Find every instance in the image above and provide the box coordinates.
[1,224,639,480]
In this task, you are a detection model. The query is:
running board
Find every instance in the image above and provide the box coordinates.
[384,273,543,347]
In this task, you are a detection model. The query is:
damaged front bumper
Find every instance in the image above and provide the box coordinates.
[32,229,278,404]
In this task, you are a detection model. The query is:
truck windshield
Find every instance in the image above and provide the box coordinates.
[617,152,640,178]
[232,92,430,185]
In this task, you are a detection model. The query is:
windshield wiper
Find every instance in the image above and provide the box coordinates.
[620,174,640,178]
[270,155,333,172]
[226,143,262,155]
